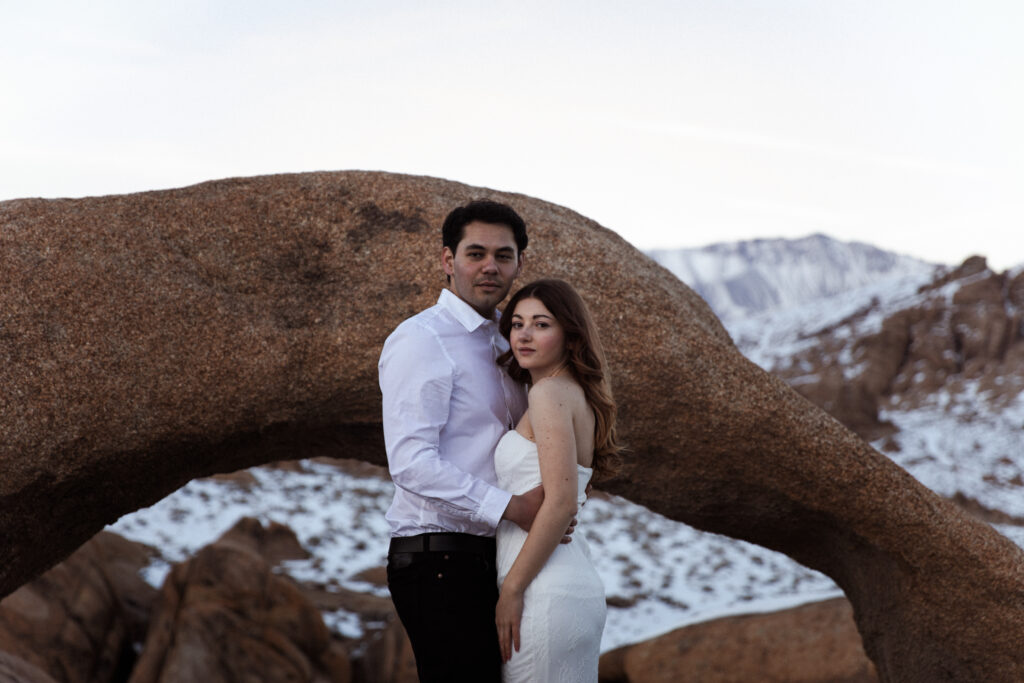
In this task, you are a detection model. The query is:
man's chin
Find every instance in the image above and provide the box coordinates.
[475,290,507,307]
[479,299,501,312]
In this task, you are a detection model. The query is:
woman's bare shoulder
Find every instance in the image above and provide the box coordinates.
[528,375,585,408]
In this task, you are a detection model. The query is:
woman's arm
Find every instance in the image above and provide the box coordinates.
[495,379,580,662]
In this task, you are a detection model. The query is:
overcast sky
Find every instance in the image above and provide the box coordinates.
[3,1,1022,268]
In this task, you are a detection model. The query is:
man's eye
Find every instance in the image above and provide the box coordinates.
[497,254,513,261]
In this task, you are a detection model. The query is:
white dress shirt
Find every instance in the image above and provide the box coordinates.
[379,289,528,538]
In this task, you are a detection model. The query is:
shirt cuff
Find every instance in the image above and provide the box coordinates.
[478,485,514,530]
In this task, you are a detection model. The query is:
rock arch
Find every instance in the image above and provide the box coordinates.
[2,171,1022,680]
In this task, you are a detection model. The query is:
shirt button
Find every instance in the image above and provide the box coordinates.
[444,554,450,560]
[437,573,443,579]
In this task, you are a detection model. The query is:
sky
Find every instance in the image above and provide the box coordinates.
[3,1,1023,269]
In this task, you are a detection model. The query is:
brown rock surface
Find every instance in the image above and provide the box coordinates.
[296,575,416,683]
[599,597,877,683]
[2,171,1024,680]
[0,531,156,683]
[0,652,59,683]
[128,525,349,682]
[215,515,310,566]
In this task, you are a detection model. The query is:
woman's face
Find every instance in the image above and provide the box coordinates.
[509,297,567,379]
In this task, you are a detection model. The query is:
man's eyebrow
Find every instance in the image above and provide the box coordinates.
[463,243,515,252]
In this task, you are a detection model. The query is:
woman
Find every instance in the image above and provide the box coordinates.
[494,279,622,682]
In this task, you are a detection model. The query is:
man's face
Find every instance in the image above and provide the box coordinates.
[443,221,523,319]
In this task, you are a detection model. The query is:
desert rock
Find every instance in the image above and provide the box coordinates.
[0,531,156,683]
[128,523,349,682]
[0,651,59,683]
[296,572,416,683]
[215,515,310,566]
[599,597,877,682]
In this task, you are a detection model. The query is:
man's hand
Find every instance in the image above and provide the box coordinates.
[502,484,544,531]
[502,484,577,544]
[562,517,577,544]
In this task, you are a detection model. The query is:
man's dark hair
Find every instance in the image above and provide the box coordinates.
[441,200,528,254]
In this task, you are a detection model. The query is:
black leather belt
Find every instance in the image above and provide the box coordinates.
[389,532,496,554]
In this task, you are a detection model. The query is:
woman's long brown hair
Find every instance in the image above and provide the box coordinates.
[498,279,622,481]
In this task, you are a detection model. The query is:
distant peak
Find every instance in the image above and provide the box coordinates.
[646,235,938,320]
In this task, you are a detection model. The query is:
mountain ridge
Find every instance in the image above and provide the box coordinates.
[647,233,939,320]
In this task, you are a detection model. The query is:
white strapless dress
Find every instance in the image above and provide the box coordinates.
[494,430,606,683]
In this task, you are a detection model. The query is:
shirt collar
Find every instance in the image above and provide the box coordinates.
[438,288,497,332]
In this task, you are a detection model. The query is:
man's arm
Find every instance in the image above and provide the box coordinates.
[380,323,512,528]
[501,484,545,529]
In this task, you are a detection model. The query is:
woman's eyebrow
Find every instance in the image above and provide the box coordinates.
[511,313,552,321]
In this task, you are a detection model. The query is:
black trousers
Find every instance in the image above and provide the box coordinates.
[387,533,501,683]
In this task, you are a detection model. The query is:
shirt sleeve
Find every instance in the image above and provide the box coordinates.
[379,321,512,529]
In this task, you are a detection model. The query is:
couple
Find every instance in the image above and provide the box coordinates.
[379,199,621,682]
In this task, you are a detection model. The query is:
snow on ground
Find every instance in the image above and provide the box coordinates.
[876,386,1024,520]
[108,461,842,652]
[580,495,841,650]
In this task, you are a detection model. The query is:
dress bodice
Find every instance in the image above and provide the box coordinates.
[494,429,592,507]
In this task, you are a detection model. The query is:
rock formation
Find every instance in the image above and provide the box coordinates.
[598,597,877,682]
[772,255,1024,440]
[0,518,410,682]
[2,171,1023,680]
[0,652,59,683]
[128,519,349,682]
[301,569,417,683]
[0,531,156,682]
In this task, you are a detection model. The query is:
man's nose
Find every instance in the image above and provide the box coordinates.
[481,256,498,272]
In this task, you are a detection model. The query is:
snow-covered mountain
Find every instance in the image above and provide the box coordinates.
[647,233,937,320]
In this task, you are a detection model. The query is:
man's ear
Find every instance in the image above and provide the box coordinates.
[515,252,525,278]
[442,246,455,277]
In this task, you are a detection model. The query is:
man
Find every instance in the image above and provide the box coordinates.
[379,199,545,681]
